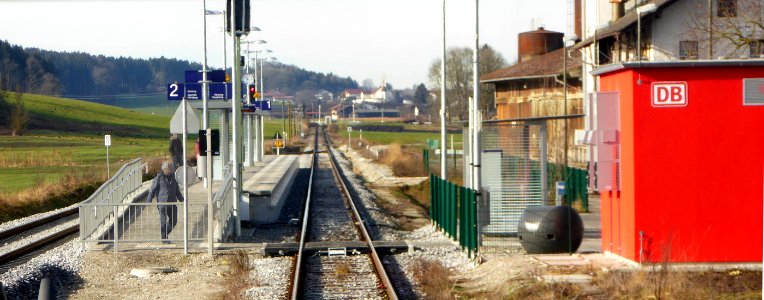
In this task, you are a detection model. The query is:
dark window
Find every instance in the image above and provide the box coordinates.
[749,40,764,57]
[718,0,737,17]
[679,41,699,60]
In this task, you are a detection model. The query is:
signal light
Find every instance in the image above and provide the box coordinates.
[248,84,257,100]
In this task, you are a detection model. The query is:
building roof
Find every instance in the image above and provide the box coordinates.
[480,48,583,83]
[343,89,366,95]
[591,59,764,76]
[571,0,677,50]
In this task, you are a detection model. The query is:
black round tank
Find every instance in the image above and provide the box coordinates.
[518,206,584,254]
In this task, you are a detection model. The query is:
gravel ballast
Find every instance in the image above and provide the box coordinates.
[0,239,84,299]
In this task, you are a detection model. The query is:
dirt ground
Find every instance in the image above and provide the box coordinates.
[66,250,236,299]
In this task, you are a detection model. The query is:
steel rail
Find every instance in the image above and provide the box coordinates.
[0,223,79,266]
[290,126,319,300]
[0,207,78,241]
[321,127,398,300]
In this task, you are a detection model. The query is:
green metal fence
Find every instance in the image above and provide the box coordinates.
[423,149,430,174]
[429,174,478,258]
[547,163,589,211]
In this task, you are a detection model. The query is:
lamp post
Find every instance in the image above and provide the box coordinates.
[562,34,577,192]
[241,40,265,166]
[202,6,222,256]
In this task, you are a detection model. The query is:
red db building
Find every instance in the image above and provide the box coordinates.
[589,60,764,263]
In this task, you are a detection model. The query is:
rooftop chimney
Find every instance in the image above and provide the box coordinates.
[611,0,625,20]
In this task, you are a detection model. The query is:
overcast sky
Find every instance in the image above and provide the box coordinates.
[0,0,567,89]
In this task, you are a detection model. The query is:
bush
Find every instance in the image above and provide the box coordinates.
[9,92,30,136]
[379,144,426,177]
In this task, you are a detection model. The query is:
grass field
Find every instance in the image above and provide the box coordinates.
[84,94,177,116]
[0,92,444,193]
[0,131,168,193]
[330,119,463,147]
[5,93,171,137]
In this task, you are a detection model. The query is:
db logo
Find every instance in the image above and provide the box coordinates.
[651,82,688,107]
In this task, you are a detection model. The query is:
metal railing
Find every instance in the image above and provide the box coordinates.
[80,202,208,251]
[79,159,238,250]
[79,158,146,246]
[213,163,234,242]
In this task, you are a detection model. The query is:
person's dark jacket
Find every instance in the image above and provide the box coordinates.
[146,173,184,203]
[169,138,183,157]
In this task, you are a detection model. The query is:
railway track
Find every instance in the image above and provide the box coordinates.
[290,125,397,300]
[0,207,80,273]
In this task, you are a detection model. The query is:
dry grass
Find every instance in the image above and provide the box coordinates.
[326,123,339,134]
[0,170,101,222]
[408,259,455,300]
[378,144,426,177]
[398,179,430,210]
[504,279,585,300]
[213,250,254,300]
[142,156,167,180]
[0,149,77,167]
[592,268,762,299]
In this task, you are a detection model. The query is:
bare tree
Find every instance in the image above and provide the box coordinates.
[428,45,507,120]
[687,0,764,58]
[9,88,30,136]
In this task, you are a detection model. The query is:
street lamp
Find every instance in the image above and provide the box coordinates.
[636,3,657,61]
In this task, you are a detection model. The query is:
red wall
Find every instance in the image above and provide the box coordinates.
[599,66,764,263]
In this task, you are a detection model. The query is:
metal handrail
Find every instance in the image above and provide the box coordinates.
[213,163,234,241]
[79,158,145,242]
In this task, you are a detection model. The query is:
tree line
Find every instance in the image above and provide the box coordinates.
[0,40,201,97]
[261,61,359,98]
[0,40,360,102]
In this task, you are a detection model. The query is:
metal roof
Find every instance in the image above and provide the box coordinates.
[591,59,764,76]
[571,0,678,50]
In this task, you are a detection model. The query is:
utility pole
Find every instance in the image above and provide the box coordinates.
[440,0,448,181]
[230,0,242,237]
[472,0,481,193]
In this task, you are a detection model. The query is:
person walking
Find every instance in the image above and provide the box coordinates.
[169,134,183,169]
[146,160,184,243]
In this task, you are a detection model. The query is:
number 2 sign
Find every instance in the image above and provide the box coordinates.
[167,83,185,100]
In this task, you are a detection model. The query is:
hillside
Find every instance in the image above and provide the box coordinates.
[0,40,360,107]
[1,92,170,137]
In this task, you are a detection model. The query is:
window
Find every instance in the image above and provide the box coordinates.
[679,41,699,60]
[743,78,764,106]
[718,0,737,17]
[749,40,764,58]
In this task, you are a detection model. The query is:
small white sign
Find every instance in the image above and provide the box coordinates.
[104,135,111,147]
[347,126,352,132]
[652,81,688,107]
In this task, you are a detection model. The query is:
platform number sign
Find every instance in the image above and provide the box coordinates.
[167,83,185,100]
[652,82,688,107]
[104,134,111,146]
